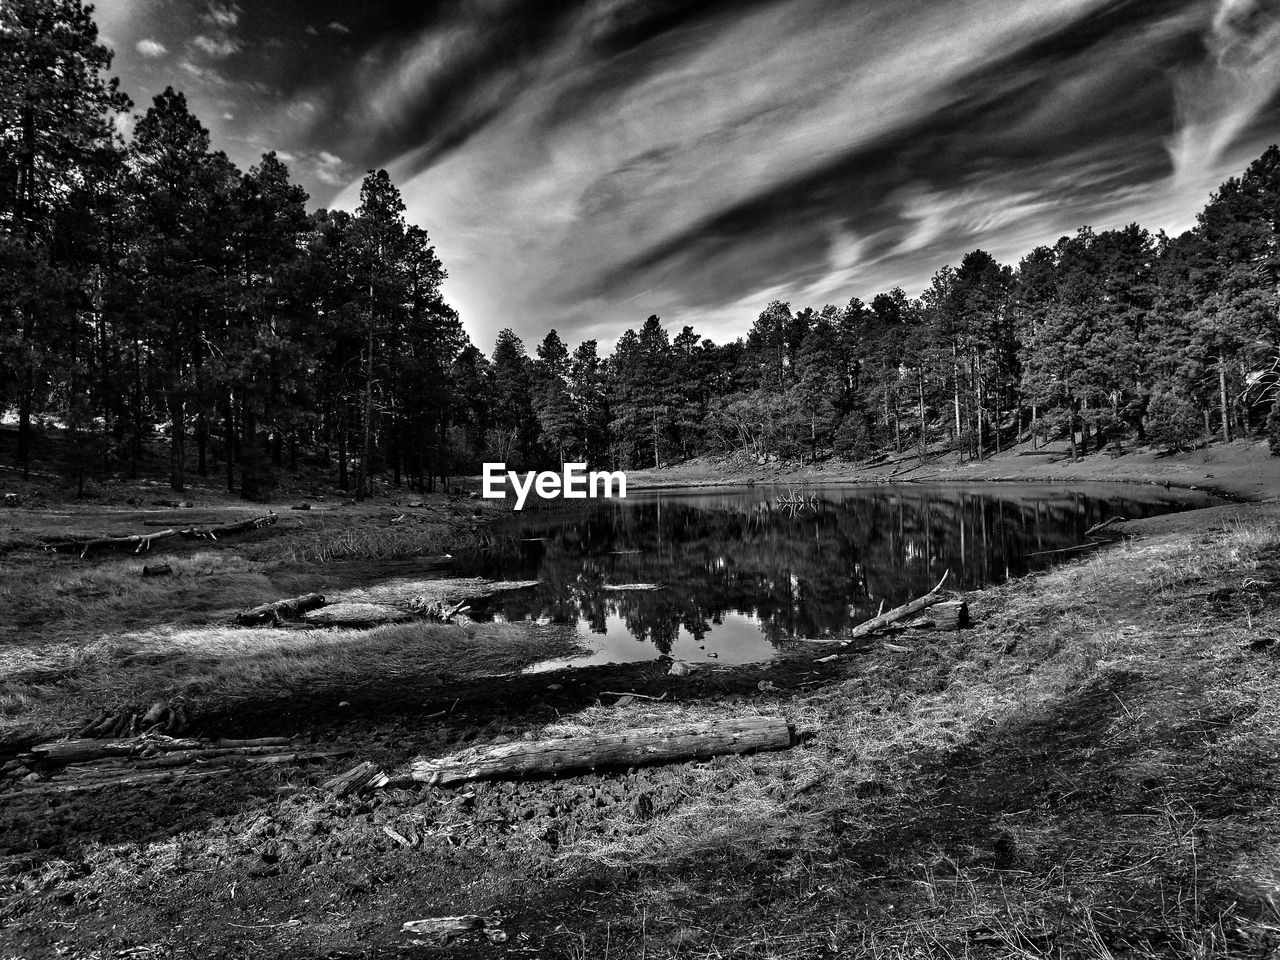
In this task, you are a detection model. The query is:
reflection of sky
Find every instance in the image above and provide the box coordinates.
[523,611,777,673]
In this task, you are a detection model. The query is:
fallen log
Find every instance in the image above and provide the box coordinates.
[179,513,278,542]
[0,767,228,800]
[1,751,346,801]
[142,563,172,578]
[129,745,304,768]
[402,916,483,938]
[45,529,178,558]
[29,737,203,764]
[235,592,326,626]
[797,572,954,645]
[29,735,290,765]
[44,513,277,556]
[1085,515,1127,537]
[301,601,409,628]
[406,717,795,787]
[323,760,390,797]
[906,599,970,631]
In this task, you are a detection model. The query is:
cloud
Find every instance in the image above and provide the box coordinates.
[202,2,240,29]
[179,59,228,87]
[1166,0,1280,189]
[313,150,347,186]
[135,38,167,58]
[332,0,1124,347]
[193,34,241,58]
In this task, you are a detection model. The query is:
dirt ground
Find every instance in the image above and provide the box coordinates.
[3,453,1280,958]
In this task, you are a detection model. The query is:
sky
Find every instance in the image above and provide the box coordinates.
[93,0,1280,352]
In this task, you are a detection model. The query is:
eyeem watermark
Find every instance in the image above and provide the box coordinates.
[482,463,627,510]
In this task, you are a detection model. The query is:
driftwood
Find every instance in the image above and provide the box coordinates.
[0,767,229,801]
[132,744,317,768]
[28,735,290,765]
[1085,516,1127,537]
[323,760,390,797]
[844,571,951,641]
[45,513,277,556]
[907,600,970,631]
[235,592,326,626]
[1027,541,1101,558]
[1,750,347,801]
[791,572,954,645]
[179,513,278,541]
[406,717,795,787]
[402,916,484,938]
[302,602,408,627]
[45,529,178,558]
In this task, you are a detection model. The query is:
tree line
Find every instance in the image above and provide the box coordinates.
[4,0,1280,499]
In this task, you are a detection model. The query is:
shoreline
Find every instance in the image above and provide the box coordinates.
[626,437,1280,505]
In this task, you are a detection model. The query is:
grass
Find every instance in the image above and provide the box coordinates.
[0,617,583,746]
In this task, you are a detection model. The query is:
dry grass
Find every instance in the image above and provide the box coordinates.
[0,617,582,745]
[0,551,277,645]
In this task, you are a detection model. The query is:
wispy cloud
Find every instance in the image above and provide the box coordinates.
[1166,0,1280,188]
[193,34,241,58]
[333,0,1121,346]
[202,2,240,30]
[135,37,167,58]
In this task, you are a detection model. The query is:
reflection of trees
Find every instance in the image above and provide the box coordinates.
[465,487,1205,651]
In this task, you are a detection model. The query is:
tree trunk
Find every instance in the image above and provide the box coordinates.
[167,383,185,493]
[196,411,208,477]
[917,371,926,454]
[338,418,349,492]
[359,329,373,500]
[234,592,326,627]
[408,717,795,787]
[224,395,236,494]
[1219,359,1231,444]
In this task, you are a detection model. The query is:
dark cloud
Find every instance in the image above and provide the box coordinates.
[97,0,1280,349]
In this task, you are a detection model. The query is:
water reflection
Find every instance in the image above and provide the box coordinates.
[459,483,1217,668]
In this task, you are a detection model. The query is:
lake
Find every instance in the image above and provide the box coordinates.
[459,483,1220,670]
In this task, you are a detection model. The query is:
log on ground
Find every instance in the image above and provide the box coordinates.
[44,529,178,557]
[301,602,409,627]
[235,592,326,626]
[839,571,951,643]
[407,717,795,787]
[44,513,277,555]
[179,513,278,541]
[29,735,290,765]
[323,760,390,797]
[907,599,970,631]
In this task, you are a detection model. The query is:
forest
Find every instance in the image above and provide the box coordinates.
[4,0,1280,499]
